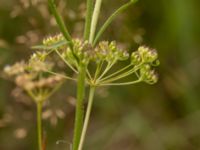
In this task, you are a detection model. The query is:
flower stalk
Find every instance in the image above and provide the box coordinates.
[72,64,87,150]
[78,86,96,150]
[37,101,43,150]
[89,0,103,43]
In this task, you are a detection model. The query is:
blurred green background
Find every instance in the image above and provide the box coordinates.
[0,0,200,150]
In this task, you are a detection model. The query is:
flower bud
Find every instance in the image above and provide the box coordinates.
[138,46,149,57]
[119,51,129,60]
[145,49,158,63]
[140,64,151,77]
[43,34,64,46]
[151,59,160,66]
[131,52,142,65]
[109,41,117,52]
[139,65,158,84]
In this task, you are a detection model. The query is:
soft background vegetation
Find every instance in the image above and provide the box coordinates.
[0,0,200,149]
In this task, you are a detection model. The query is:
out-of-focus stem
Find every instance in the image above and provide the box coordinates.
[37,101,43,150]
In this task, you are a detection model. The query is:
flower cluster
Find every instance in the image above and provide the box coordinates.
[131,46,159,84]
[32,35,160,86]
[4,61,26,76]
[4,53,63,102]
[14,73,63,91]
[95,41,129,62]
[62,39,93,65]
[61,39,129,65]
[27,51,54,72]
[43,34,64,46]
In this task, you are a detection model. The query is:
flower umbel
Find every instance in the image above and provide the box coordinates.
[32,36,160,86]
[4,56,63,103]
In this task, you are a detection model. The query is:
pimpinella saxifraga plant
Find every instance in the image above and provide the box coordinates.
[4,0,160,150]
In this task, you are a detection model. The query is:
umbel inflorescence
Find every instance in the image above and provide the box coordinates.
[4,53,63,102]
[33,34,159,87]
[4,0,160,150]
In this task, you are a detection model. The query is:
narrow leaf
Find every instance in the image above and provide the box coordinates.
[31,40,70,50]
[93,0,138,45]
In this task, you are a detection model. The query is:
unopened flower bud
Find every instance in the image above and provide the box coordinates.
[139,65,158,84]
[43,34,64,46]
[131,52,142,65]
[140,64,151,77]
[119,51,129,60]
[138,46,149,57]
[144,49,158,63]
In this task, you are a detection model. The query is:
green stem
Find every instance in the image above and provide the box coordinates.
[86,69,92,80]
[84,0,94,40]
[78,86,95,150]
[37,101,43,150]
[100,78,142,86]
[97,60,116,81]
[93,0,138,45]
[94,61,103,80]
[48,0,72,48]
[45,70,77,81]
[99,64,133,82]
[73,64,87,150]
[100,68,137,84]
[100,64,142,84]
[89,0,103,43]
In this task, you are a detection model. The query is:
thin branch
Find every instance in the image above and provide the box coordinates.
[86,69,92,80]
[100,78,142,86]
[93,0,138,45]
[97,60,116,81]
[45,70,77,81]
[99,63,133,82]
[100,65,141,84]
[27,90,37,101]
[94,60,104,80]
[48,0,72,48]
[55,50,78,73]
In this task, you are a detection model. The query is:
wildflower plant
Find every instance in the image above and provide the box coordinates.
[4,0,160,150]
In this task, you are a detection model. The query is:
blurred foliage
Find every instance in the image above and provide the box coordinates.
[0,0,200,150]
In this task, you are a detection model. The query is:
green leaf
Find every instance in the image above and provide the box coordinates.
[93,0,138,45]
[31,40,70,50]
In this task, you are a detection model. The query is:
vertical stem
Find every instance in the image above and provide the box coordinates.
[73,64,87,150]
[84,0,93,40]
[89,0,103,43]
[78,86,95,150]
[37,101,43,150]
